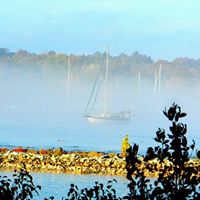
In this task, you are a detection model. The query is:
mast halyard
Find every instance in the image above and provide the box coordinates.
[104,47,109,116]
[154,64,162,95]
[158,64,162,95]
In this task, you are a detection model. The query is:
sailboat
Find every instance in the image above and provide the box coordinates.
[84,48,131,123]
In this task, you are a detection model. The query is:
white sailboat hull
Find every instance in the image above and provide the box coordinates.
[85,112,131,123]
[87,117,107,123]
[87,118,129,123]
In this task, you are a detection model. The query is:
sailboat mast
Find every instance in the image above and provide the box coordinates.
[158,64,162,95]
[104,47,109,115]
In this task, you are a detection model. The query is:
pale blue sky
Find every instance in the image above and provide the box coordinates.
[0,0,200,60]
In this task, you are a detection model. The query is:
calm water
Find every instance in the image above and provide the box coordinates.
[0,171,128,199]
[0,104,199,155]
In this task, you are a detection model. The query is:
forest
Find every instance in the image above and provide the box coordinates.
[0,48,200,89]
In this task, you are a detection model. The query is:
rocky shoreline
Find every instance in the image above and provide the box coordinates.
[0,147,199,177]
[0,148,127,176]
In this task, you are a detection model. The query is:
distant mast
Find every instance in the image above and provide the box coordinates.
[154,64,162,95]
[104,47,109,116]
[158,64,162,94]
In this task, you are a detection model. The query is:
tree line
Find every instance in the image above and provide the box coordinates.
[0,48,200,88]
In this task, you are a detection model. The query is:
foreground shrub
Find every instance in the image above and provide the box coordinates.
[126,103,200,199]
[0,167,41,200]
[45,180,119,200]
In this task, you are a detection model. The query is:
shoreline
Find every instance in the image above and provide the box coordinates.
[0,147,127,176]
[0,147,199,177]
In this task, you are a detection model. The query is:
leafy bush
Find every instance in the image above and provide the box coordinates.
[45,180,118,200]
[126,103,200,199]
[0,167,41,200]
[68,180,118,200]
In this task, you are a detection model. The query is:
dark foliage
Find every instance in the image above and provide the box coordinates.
[45,180,119,200]
[66,180,119,200]
[126,103,200,199]
[0,167,41,200]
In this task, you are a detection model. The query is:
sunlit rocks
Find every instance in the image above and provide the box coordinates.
[0,147,199,177]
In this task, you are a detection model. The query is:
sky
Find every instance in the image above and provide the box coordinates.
[1,0,200,60]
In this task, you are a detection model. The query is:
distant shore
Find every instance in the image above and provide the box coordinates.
[0,147,199,177]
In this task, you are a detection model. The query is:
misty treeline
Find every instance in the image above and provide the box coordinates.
[0,48,200,88]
